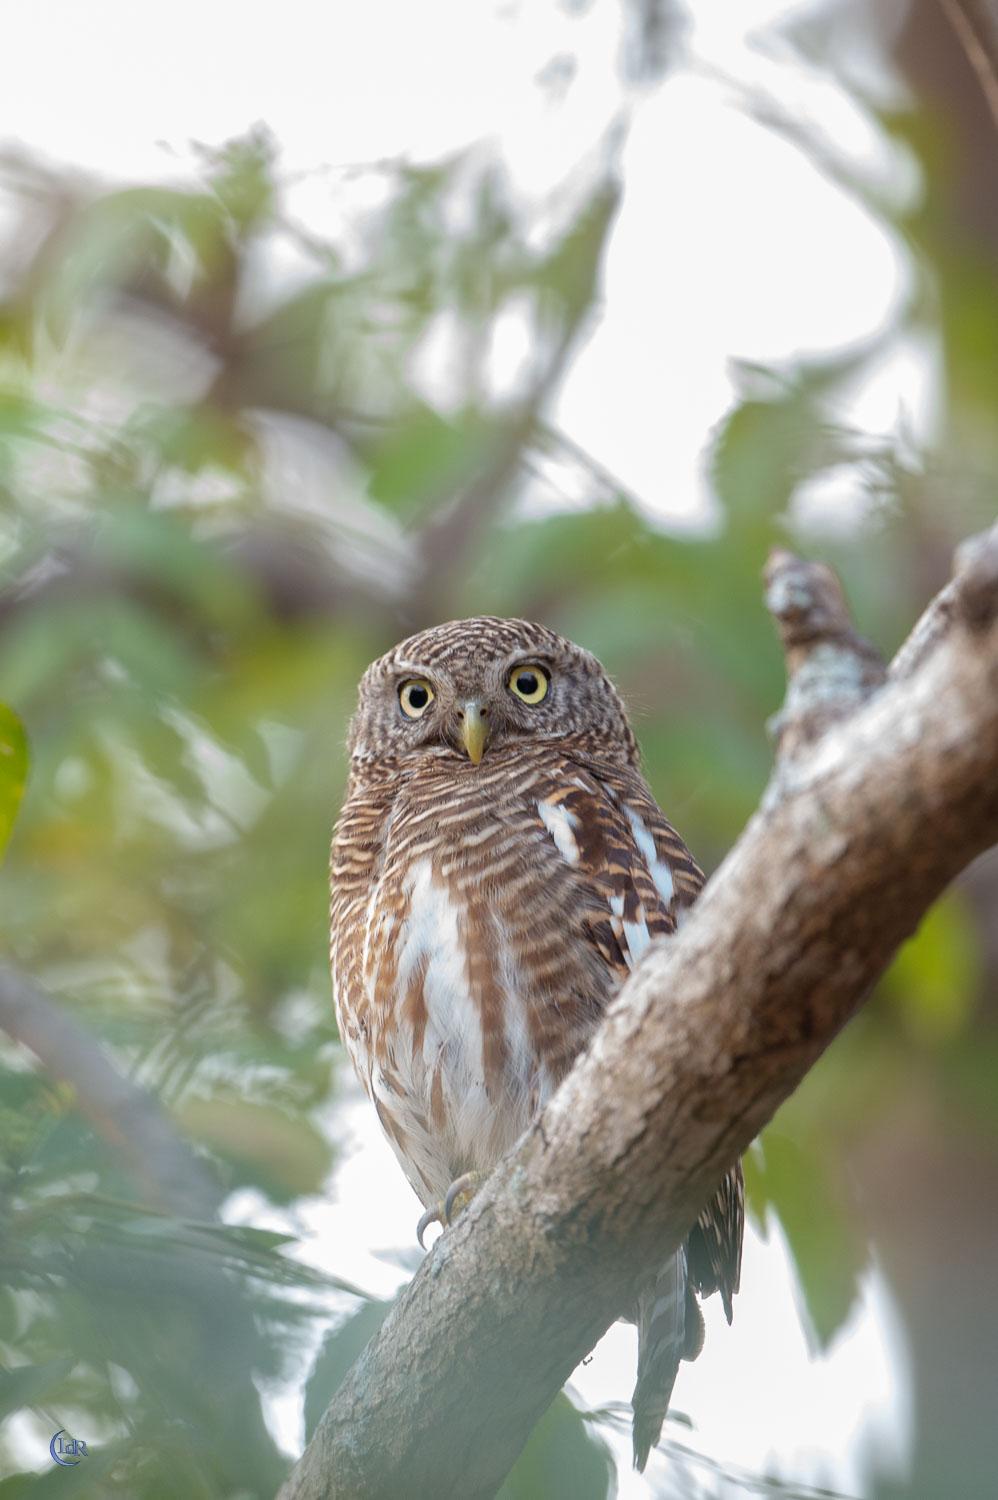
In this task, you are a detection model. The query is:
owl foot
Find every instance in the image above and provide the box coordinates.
[444,1170,484,1222]
[416,1171,485,1249]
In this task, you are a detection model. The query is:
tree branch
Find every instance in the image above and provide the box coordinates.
[280,522,998,1500]
[940,0,998,135]
[0,964,222,1218]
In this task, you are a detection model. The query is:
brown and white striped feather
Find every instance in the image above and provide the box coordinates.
[331,733,741,1321]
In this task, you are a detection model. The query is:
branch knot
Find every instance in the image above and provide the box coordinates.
[764,549,886,759]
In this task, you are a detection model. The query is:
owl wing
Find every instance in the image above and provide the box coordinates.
[534,754,743,1321]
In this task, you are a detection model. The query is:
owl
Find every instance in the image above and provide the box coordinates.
[330,616,743,1472]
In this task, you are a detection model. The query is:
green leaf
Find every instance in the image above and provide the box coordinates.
[176,1097,333,1199]
[0,1477,37,1497]
[0,703,28,861]
[0,1438,129,1498]
[748,1130,868,1351]
[881,892,981,1044]
[32,185,230,344]
[710,385,810,525]
[304,1299,392,1442]
[367,405,491,517]
[40,1196,370,1299]
[0,1358,75,1420]
[531,178,620,326]
[499,1392,614,1500]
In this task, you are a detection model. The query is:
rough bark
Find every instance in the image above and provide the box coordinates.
[279,522,998,1500]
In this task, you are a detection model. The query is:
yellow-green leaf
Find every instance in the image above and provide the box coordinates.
[0,703,28,861]
[882,893,981,1044]
[177,1096,333,1199]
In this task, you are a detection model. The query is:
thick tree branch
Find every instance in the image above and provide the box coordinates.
[281,523,998,1500]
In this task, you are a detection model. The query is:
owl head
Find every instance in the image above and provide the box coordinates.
[347,617,637,768]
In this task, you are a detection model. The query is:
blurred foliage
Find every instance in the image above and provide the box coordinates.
[0,704,27,862]
[0,3,996,1495]
[497,1394,616,1500]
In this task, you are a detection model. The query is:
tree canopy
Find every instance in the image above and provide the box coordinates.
[1,3,997,1495]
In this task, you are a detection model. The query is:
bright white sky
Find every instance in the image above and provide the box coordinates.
[5,0,918,1492]
[6,0,936,528]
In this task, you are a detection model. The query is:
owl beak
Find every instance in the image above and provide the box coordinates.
[460,702,488,765]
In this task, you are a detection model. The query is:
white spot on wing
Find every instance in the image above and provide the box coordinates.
[537,798,580,866]
[624,916,652,963]
[624,804,675,905]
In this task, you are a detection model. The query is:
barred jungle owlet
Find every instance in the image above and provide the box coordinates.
[329,616,743,1471]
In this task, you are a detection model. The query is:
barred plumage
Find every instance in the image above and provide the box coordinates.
[330,616,743,1471]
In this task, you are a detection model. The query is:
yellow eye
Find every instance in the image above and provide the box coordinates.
[508,664,549,704]
[399,679,435,719]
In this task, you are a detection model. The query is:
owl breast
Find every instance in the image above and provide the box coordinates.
[362,853,540,1203]
[331,749,612,1206]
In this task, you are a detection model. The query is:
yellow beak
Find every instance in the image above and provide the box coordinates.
[460,702,488,765]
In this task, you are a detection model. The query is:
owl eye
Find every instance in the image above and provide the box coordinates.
[508,664,549,704]
[399,679,435,718]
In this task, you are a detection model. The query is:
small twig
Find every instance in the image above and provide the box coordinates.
[940,0,998,134]
[763,549,886,760]
[0,965,221,1218]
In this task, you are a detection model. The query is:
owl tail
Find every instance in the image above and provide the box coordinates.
[631,1249,703,1472]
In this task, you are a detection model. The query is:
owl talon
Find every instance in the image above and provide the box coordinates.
[416,1203,444,1250]
[443,1171,484,1224]
[415,1172,486,1250]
